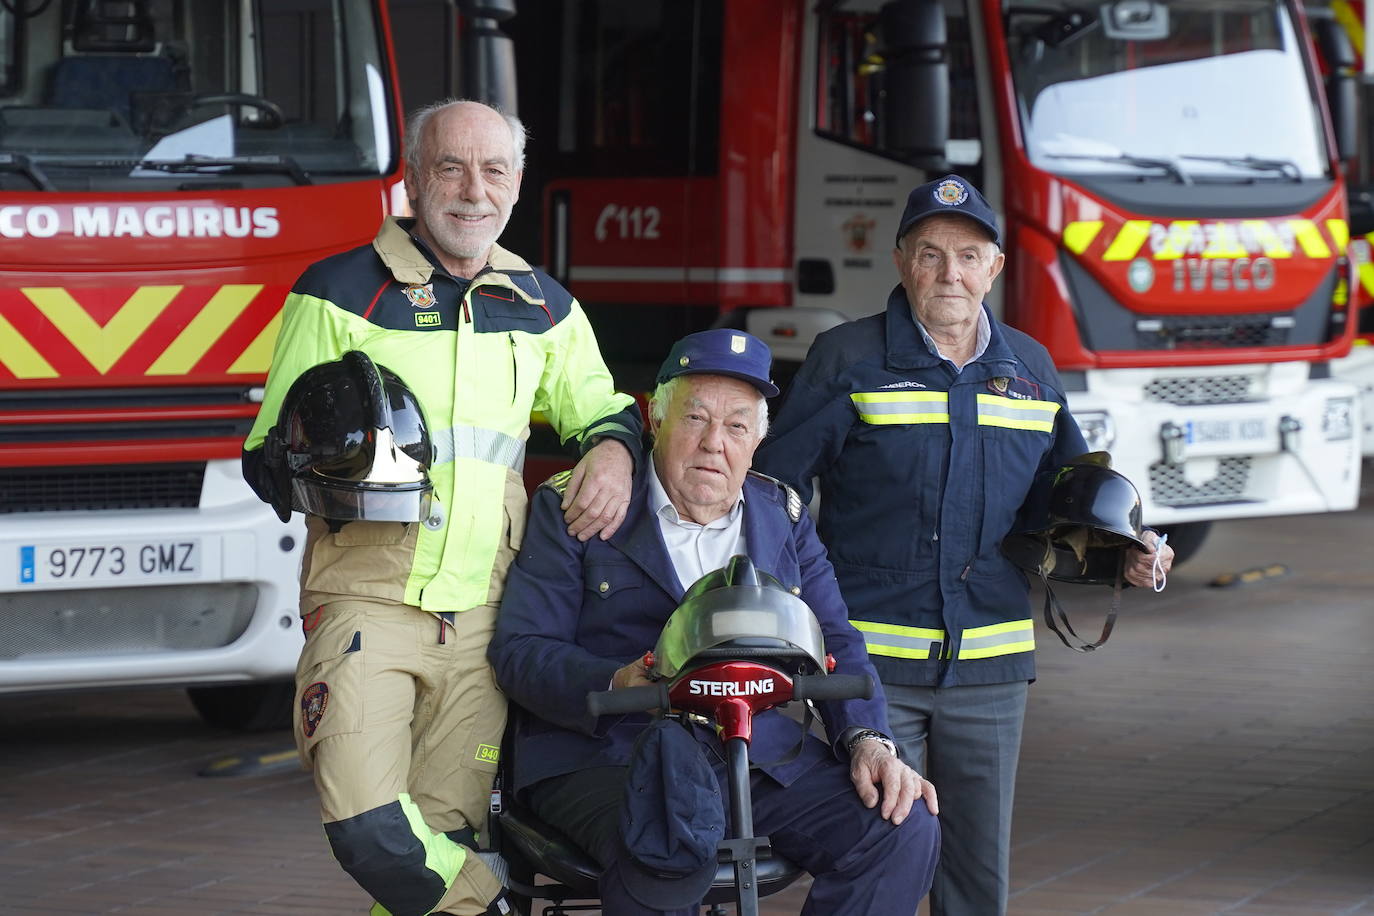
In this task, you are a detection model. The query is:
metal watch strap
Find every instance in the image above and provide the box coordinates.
[846,728,897,758]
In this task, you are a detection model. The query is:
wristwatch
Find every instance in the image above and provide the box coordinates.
[845,728,898,759]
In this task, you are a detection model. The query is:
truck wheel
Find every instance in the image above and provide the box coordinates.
[187,682,294,732]
[1155,521,1212,568]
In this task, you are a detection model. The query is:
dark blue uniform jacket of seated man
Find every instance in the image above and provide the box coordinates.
[488,466,892,795]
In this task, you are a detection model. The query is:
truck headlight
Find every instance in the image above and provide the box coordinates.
[1076,411,1116,453]
[1323,397,1354,441]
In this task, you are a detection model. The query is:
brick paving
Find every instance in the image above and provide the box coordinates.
[2,489,1372,914]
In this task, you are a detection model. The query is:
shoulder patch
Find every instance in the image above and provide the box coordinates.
[783,484,803,524]
[747,470,804,523]
[539,469,574,496]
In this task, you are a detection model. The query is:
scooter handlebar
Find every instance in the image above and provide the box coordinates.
[587,683,670,717]
[791,673,873,702]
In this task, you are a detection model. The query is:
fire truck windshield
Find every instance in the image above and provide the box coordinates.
[0,0,394,190]
[1006,1,1329,182]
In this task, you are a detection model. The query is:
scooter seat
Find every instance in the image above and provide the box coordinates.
[498,801,804,902]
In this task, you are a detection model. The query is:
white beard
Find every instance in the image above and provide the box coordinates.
[417,199,511,262]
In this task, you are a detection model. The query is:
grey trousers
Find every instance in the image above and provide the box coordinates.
[883,680,1028,916]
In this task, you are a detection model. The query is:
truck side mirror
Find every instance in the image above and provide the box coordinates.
[877,0,948,165]
[1349,186,1374,237]
[457,0,518,114]
[1311,15,1359,163]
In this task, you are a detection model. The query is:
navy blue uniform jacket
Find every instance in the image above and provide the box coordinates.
[754,290,1088,689]
[488,467,891,795]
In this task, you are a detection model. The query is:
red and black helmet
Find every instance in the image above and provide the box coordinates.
[651,555,828,680]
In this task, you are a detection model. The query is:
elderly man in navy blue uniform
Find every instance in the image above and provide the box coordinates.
[489,329,941,915]
[754,175,1173,915]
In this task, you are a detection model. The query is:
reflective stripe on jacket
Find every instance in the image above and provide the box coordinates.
[754,287,1087,687]
[245,217,640,612]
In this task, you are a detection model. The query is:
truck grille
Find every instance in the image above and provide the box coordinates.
[1135,315,1289,350]
[0,582,258,660]
[1149,458,1253,506]
[0,463,205,513]
[1143,375,1257,405]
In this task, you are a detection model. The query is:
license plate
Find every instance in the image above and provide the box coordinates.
[18,539,202,586]
[1182,416,1275,457]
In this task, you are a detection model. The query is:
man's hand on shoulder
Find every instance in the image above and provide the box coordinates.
[849,738,938,824]
[563,439,633,541]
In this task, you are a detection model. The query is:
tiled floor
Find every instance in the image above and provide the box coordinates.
[2,488,1371,914]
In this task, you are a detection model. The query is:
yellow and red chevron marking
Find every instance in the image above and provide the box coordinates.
[1061,218,1349,261]
[1333,0,1365,73]
[0,284,287,382]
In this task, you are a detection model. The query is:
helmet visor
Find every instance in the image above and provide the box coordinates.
[291,475,433,523]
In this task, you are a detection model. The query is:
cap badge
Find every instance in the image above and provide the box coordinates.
[404,284,436,308]
[731,334,747,354]
[934,179,968,207]
[680,356,690,367]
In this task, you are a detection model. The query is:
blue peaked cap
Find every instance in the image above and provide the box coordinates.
[613,719,726,908]
[895,174,1001,247]
[656,329,779,398]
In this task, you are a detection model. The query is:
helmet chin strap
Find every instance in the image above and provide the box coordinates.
[1039,549,1124,653]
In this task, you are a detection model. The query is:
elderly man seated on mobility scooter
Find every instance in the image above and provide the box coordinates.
[489,329,941,915]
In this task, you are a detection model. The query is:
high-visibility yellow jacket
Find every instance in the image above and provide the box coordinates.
[244,217,641,612]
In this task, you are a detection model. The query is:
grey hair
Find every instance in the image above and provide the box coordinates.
[404,98,528,174]
[648,376,770,441]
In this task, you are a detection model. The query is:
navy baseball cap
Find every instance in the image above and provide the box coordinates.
[656,329,779,397]
[613,719,725,909]
[895,174,1001,248]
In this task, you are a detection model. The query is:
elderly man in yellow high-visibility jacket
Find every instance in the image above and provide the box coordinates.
[242,99,640,916]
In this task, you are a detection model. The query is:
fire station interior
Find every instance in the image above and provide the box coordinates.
[0,1,1371,913]
[461,0,1374,360]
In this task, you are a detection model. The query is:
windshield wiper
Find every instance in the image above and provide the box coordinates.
[0,153,55,191]
[132,154,313,186]
[1044,152,1192,184]
[1179,155,1302,182]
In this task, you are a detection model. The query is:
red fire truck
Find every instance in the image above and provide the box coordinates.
[505,0,1364,563]
[0,0,418,728]
[1318,0,1374,452]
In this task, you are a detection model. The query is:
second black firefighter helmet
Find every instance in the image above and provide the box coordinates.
[275,350,436,523]
[1002,453,1147,585]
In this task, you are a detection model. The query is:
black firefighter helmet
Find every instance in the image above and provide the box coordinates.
[1002,453,1147,586]
[274,350,436,523]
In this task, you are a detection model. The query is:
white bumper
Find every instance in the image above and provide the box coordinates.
[0,458,305,693]
[1069,363,1362,526]
[1330,342,1374,456]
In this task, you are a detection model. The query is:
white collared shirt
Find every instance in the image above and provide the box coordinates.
[915,307,991,371]
[648,466,746,593]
